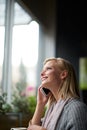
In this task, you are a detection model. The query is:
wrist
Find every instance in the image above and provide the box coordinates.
[40,127,46,130]
[37,102,45,108]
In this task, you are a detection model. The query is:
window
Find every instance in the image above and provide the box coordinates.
[0,0,5,94]
[0,0,39,102]
[79,58,87,90]
[12,20,39,96]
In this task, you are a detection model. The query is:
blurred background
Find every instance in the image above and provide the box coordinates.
[0,0,87,129]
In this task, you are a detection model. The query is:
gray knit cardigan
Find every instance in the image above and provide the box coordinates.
[55,98,87,130]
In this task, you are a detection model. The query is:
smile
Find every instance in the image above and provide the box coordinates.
[41,76,48,81]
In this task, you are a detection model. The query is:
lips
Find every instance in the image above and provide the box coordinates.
[41,76,48,81]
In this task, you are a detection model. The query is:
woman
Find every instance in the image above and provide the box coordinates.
[28,57,87,130]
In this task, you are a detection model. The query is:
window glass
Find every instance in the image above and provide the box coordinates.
[0,0,5,93]
[79,58,87,90]
[14,2,32,25]
[0,0,5,25]
[12,2,39,97]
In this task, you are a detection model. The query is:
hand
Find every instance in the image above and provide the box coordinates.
[27,125,46,130]
[37,86,50,106]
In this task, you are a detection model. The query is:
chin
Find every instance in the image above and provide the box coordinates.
[41,82,49,88]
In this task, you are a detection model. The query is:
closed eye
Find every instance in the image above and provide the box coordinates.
[46,67,52,70]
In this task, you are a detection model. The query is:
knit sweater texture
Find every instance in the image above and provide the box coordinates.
[55,98,87,130]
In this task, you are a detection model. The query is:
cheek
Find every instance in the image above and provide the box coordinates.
[49,72,58,81]
[52,72,61,83]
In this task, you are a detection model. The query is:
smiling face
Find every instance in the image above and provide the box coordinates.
[40,57,80,100]
[40,60,62,90]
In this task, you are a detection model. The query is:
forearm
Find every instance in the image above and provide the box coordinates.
[28,125,47,130]
[29,86,49,126]
[30,103,45,125]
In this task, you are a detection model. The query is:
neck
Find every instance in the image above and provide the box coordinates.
[51,87,61,101]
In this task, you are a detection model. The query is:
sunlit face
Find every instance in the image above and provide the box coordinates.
[40,60,61,90]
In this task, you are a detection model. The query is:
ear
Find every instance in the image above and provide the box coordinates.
[60,70,68,79]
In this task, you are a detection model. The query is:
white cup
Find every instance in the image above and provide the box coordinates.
[10,127,27,130]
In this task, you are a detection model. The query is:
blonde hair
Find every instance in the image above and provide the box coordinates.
[44,57,80,105]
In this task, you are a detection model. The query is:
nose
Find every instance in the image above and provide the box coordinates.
[40,70,45,76]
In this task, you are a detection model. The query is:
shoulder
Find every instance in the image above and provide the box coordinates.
[64,98,87,128]
[66,98,87,108]
[65,98,87,114]
[56,98,87,130]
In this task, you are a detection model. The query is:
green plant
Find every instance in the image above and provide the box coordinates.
[0,93,12,114]
[27,96,37,115]
[12,94,37,115]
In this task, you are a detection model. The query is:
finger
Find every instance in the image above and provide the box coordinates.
[27,127,32,130]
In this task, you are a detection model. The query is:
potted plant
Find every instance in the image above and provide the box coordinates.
[11,94,37,127]
[0,93,12,114]
[0,92,37,129]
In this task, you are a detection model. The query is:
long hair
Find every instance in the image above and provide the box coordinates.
[44,57,80,105]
